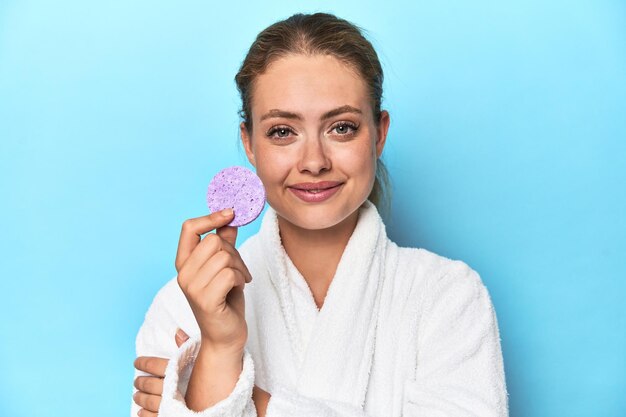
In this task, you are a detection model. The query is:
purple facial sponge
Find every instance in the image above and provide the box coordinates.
[206,166,266,227]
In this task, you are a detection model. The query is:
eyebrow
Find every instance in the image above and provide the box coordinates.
[259,105,362,122]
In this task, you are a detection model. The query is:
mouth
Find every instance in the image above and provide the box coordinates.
[287,181,344,203]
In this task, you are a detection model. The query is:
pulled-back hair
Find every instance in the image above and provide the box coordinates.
[235,13,391,214]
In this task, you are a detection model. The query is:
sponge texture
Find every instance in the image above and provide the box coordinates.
[206,166,266,227]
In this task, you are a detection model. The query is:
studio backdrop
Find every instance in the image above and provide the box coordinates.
[0,1,624,416]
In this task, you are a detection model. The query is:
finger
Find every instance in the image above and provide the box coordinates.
[202,236,249,273]
[216,225,238,247]
[179,236,252,289]
[216,243,252,284]
[133,391,161,412]
[177,232,223,282]
[186,248,252,294]
[220,239,253,284]
[134,376,164,396]
[206,237,251,281]
[138,409,157,417]
[205,267,246,306]
[134,356,168,377]
[175,328,189,347]
[205,247,252,285]
[175,209,235,271]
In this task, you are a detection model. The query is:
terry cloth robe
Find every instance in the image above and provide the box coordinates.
[131,200,509,416]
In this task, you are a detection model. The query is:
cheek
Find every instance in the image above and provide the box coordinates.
[335,141,377,180]
[252,143,294,185]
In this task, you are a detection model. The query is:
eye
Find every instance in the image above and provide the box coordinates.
[330,121,359,136]
[266,125,295,139]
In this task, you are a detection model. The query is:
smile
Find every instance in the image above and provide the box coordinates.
[287,181,344,203]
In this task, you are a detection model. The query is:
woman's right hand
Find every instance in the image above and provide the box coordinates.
[175,208,253,355]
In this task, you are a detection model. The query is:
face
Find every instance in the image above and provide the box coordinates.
[240,54,390,231]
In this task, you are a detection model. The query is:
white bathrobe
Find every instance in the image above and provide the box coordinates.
[132,201,509,416]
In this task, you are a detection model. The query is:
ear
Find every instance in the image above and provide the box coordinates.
[375,110,390,158]
[240,122,256,167]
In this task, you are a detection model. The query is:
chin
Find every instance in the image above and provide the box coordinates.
[290,213,346,231]
[274,199,365,231]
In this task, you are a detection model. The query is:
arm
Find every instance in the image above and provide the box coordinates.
[131,324,260,417]
[158,337,257,417]
[185,345,244,410]
[157,209,257,416]
[133,209,260,417]
[131,285,360,417]
[402,262,509,416]
[160,342,370,417]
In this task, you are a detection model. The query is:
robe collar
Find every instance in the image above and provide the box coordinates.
[259,200,389,407]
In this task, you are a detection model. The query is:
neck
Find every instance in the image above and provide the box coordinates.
[277,209,360,309]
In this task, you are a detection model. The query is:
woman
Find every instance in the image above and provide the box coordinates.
[131,12,509,417]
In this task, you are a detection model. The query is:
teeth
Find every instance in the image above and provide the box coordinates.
[308,189,321,193]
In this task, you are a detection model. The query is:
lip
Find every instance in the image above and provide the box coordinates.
[287,181,344,203]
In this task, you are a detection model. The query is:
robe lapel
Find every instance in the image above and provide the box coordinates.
[260,202,388,408]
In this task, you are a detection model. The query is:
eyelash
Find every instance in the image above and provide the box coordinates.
[266,125,294,139]
[330,121,359,137]
[265,122,359,139]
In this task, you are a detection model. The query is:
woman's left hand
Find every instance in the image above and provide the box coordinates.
[133,329,190,416]
[135,329,272,416]
[133,329,271,417]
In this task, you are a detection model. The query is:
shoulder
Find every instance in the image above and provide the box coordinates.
[392,244,490,312]
[399,247,498,340]
[397,244,484,285]
[389,245,501,352]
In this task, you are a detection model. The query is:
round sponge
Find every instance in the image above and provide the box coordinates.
[206,166,266,227]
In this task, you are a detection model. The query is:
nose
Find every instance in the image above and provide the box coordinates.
[297,137,331,175]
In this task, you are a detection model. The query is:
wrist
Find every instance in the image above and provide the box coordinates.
[199,336,245,358]
[197,343,243,372]
[184,345,244,411]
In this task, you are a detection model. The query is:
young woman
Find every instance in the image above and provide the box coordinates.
[131,13,509,417]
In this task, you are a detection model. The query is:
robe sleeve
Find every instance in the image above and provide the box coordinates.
[402,261,509,416]
[131,278,257,417]
[157,343,371,417]
[158,338,257,417]
[131,280,181,417]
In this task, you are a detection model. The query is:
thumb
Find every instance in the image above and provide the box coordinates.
[175,328,189,348]
[216,225,238,247]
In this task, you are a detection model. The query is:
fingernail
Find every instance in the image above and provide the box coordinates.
[222,208,234,217]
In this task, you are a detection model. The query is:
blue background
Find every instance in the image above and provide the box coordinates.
[1,1,624,416]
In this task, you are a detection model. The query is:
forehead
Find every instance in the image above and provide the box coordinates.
[250,54,371,119]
